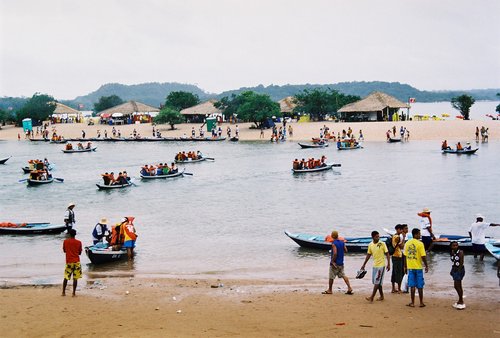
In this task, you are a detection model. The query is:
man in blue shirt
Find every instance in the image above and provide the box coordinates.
[323,231,354,295]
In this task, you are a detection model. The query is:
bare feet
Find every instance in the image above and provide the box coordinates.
[61,293,66,297]
[406,303,415,307]
[365,297,373,302]
[376,297,384,301]
[321,290,332,294]
[419,303,426,307]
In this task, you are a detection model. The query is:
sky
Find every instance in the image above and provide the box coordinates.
[1,0,499,100]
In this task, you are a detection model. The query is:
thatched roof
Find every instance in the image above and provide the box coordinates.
[338,92,409,113]
[52,102,81,115]
[278,96,297,113]
[99,101,159,116]
[180,99,222,116]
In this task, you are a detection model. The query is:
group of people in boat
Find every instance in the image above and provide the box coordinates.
[92,217,137,259]
[140,163,178,176]
[27,159,52,181]
[101,171,131,185]
[442,140,472,151]
[51,134,65,142]
[66,142,93,150]
[292,156,327,170]
[337,137,359,148]
[175,151,203,161]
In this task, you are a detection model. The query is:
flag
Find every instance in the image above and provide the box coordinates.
[409,98,416,103]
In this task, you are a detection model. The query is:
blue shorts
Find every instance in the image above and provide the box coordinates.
[450,267,465,281]
[123,240,135,248]
[407,269,425,288]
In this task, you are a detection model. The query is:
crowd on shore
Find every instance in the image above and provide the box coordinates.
[323,209,499,311]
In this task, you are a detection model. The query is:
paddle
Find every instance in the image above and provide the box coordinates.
[18,178,28,183]
[332,164,341,167]
[205,157,215,161]
[54,178,64,182]
[183,172,194,176]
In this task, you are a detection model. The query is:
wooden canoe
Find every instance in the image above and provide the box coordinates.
[62,147,97,153]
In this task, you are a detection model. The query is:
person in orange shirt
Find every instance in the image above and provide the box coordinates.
[62,229,82,296]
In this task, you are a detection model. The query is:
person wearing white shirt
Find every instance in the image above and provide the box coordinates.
[469,214,500,260]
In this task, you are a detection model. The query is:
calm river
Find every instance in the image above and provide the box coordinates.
[0,139,499,289]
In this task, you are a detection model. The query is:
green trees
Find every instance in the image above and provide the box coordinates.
[451,94,475,120]
[16,93,56,123]
[154,107,185,130]
[293,89,360,121]
[165,91,200,111]
[93,95,124,112]
[215,91,280,128]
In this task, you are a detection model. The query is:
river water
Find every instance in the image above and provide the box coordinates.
[0,139,499,289]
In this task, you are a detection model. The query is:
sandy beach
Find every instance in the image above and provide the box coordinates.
[1,276,499,337]
[0,120,499,142]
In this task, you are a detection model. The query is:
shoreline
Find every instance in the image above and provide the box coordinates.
[1,276,499,337]
[1,120,499,142]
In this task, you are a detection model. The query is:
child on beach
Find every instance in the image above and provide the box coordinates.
[450,241,465,309]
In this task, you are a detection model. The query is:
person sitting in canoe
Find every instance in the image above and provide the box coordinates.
[197,150,203,159]
[299,158,306,170]
[170,162,178,174]
[114,172,128,185]
[66,143,73,150]
[161,164,170,175]
[123,171,130,182]
[441,140,451,150]
[92,218,110,245]
[85,142,92,149]
[464,142,472,150]
[456,142,463,151]
[77,143,84,150]
[292,159,300,170]
[101,172,111,185]
[29,170,41,181]
[320,155,327,167]
[140,165,150,176]
[148,165,156,176]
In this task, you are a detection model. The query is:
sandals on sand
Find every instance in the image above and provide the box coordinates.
[321,291,332,294]
[345,290,354,295]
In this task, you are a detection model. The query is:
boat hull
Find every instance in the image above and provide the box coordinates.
[85,246,128,264]
[96,182,132,190]
[442,148,478,155]
[298,143,328,149]
[0,223,66,235]
[0,156,11,164]
[62,147,97,153]
[140,170,184,179]
[284,231,383,253]
[27,178,54,186]
[292,164,334,173]
[175,157,206,164]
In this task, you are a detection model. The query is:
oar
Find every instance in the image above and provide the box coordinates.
[183,172,194,176]
[332,164,341,167]
[54,178,64,182]
[205,157,215,161]
[18,178,28,183]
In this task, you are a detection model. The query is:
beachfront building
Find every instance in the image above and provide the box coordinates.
[51,102,83,123]
[338,92,409,122]
[98,101,159,125]
[180,99,223,123]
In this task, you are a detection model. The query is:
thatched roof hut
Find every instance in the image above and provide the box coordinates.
[52,102,82,116]
[98,101,159,118]
[338,92,409,122]
[180,99,222,116]
[278,96,297,114]
[180,100,222,123]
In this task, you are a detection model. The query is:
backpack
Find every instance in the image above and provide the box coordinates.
[386,236,396,256]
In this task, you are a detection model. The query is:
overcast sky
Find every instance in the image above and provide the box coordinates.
[1,0,499,99]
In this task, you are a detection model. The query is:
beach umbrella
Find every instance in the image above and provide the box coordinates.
[112,113,124,118]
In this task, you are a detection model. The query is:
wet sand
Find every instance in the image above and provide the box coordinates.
[1,277,499,337]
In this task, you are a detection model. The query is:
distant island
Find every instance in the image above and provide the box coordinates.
[1,81,499,111]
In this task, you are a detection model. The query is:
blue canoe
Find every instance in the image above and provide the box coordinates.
[0,222,66,235]
[485,242,500,260]
[284,231,387,253]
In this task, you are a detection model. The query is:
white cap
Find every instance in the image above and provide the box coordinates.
[68,202,76,208]
[120,217,128,223]
[476,214,484,220]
